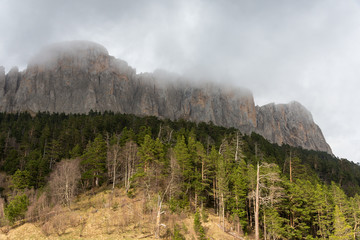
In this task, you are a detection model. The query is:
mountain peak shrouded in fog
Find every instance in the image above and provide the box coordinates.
[29,41,108,65]
[0,42,331,154]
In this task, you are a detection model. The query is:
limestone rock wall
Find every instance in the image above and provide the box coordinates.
[0,41,332,154]
[256,102,332,153]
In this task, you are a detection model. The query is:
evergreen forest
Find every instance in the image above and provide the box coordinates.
[0,111,360,239]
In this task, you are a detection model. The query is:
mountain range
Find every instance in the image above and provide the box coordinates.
[0,41,332,154]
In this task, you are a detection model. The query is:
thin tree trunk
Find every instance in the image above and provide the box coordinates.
[214,178,217,215]
[95,175,99,187]
[255,162,260,240]
[167,129,173,143]
[235,132,239,162]
[353,214,357,240]
[124,161,128,192]
[158,124,162,139]
[236,195,239,233]
[155,194,162,238]
[222,193,225,231]
[65,176,70,207]
[263,209,266,240]
[43,139,47,158]
[154,174,173,239]
[112,149,117,190]
[195,192,198,211]
[289,151,292,183]
[206,136,210,155]
[201,155,204,213]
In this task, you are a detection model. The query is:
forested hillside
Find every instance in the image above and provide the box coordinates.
[0,111,359,239]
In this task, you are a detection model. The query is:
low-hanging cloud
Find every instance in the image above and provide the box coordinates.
[1,0,360,162]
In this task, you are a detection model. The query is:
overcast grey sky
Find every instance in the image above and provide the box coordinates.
[1,0,360,162]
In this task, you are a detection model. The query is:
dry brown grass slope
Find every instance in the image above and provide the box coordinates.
[0,188,246,240]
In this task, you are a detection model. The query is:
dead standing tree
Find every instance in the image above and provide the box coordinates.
[154,173,173,238]
[122,141,138,193]
[107,136,138,192]
[49,159,80,208]
[250,160,284,240]
[106,135,122,191]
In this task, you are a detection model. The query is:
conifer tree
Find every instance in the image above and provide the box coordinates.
[4,194,29,224]
[247,163,257,230]
[313,184,333,239]
[229,158,248,233]
[350,194,360,239]
[11,170,31,190]
[81,134,107,188]
[137,135,166,195]
[216,154,229,231]
[153,137,167,187]
[187,137,204,210]
[331,182,351,218]
[69,144,82,158]
[174,135,191,198]
[208,146,220,213]
[287,179,314,239]
[330,205,353,240]
[197,141,212,211]
[217,138,235,230]
[194,211,207,240]
[264,206,286,240]
[44,139,62,170]
[137,134,155,175]
[119,127,136,146]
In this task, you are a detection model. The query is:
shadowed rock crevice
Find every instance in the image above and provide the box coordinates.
[0,41,332,154]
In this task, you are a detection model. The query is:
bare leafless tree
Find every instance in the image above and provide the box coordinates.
[122,140,138,193]
[107,140,122,191]
[49,159,81,208]
[251,161,284,240]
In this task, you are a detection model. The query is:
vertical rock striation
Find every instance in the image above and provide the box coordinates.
[255,102,332,153]
[0,41,332,154]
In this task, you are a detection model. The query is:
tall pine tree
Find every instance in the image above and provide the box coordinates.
[81,134,107,188]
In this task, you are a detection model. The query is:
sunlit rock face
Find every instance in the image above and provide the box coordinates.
[0,41,331,154]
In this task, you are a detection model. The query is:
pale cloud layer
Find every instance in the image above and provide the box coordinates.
[1,0,360,162]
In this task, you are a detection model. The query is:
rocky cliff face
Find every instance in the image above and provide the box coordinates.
[256,102,332,153]
[0,41,331,154]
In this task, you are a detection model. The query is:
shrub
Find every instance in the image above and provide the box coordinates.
[169,196,189,213]
[194,211,207,240]
[202,209,209,223]
[4,194,29,224]
[173,224,186,240]
[41,211,81,236]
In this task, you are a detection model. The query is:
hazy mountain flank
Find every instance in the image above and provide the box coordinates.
[0,41,331,154]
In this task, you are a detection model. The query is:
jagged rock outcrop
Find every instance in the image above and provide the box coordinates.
[0,41,332,154]
[256,102,332,153]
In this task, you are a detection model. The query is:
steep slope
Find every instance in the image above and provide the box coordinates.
[0,189,238,240]
[0,41,331,154]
